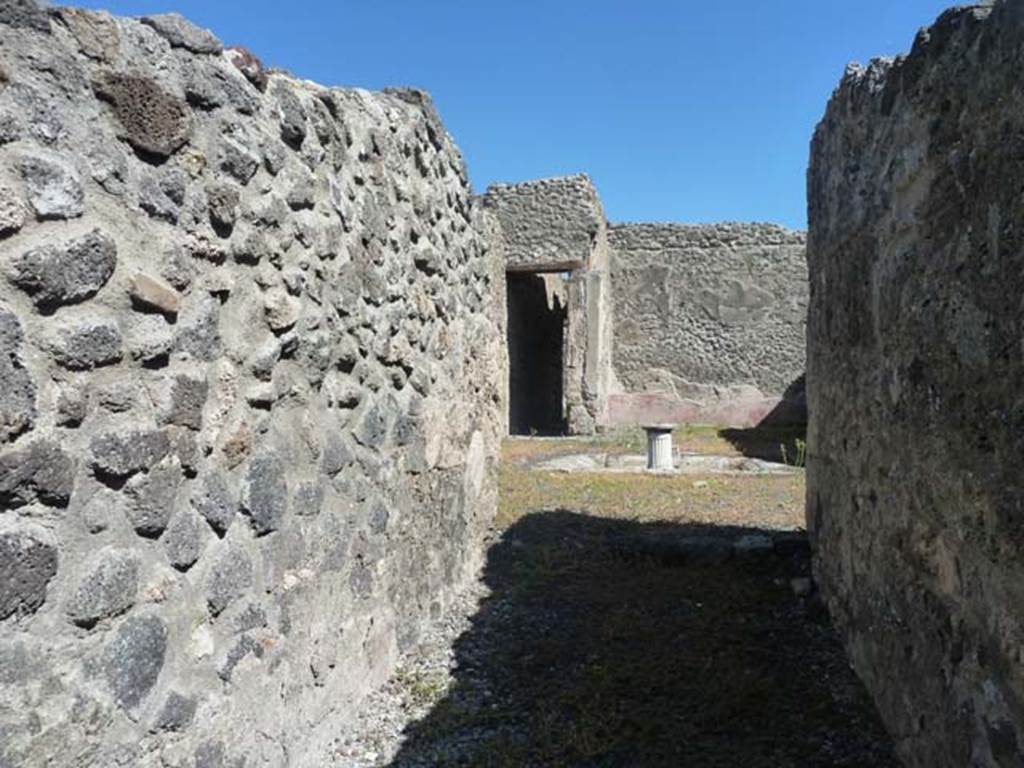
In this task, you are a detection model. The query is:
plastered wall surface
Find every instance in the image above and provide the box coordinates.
[607,222,807,426]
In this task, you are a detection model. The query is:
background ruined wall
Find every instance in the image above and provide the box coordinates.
[0,3,504,766]
[485,173,807,432]
[607,223,807,426]
[807,3,1024,766]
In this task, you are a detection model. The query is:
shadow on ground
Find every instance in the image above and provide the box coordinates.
[718,423,806,464]
[388,510,896,767]
[720,375,808,464]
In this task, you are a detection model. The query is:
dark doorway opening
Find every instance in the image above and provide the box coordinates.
[507,272,567,435]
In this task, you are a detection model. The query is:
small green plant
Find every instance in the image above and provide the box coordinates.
[780,438,807,468]
[396,667,449,708]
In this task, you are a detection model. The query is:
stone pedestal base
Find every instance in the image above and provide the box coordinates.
[644,425,675,471]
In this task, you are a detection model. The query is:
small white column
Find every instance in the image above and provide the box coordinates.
[644,424,676,472]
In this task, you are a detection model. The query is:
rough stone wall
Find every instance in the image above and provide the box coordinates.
[608,223,807,426]
[482,174,605,272]
[0,4,504,766]
[807,3,1024,766]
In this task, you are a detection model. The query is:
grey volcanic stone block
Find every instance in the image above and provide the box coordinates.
[0,528,58,620]
[6,229,116,308]
[349,561,373,599]
[139,169,186,223]
[262,287,301,332]
[159,246,195,290]
[124,459,182,538]
[0,353,35,442]
[173,295,221,361]
[191,471,235,536]
[155,374,207,430]
[94,73,192,158]
[163,510,202,571]
[262,138,287,176]
[93,380,136,414]
[0,439,75,508]
[46,314,122,370]
[0,309,24,357]
[19,151,84,220]
[206,182,239,234]
[232,230,270,266]
[140,13,222,54]
[167,427,199,477]
[90,428,171,479]
[247,337,280,380]
[125,315,174,364]
[54,8,121,62]
[367,498,389,535]
[352,401,389,448]
[152,690,197,732]
[80,487,122,534]
[0,0,51,32]
[55,384,87,428]
[0,185,26,236]
[240,454,287,535]
[206,544,253,615]
[0,306,35,443]
[66,548,138,627]
[284,165,315,210]
[235,603,267,632]
[322,431,355,476]
[273,83,306,148]
[102,614,167,709]
[218,633,262,681]
[185,60,260,115]
[292,480,324,517]
[217,136,260,184]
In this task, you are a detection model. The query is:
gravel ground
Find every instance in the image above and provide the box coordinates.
[332,565,492,767]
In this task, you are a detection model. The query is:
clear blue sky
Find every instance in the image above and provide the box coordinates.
[75,0,952,229]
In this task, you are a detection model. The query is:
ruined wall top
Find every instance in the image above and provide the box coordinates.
[810,0,1003,250]
[483,174,606,272]
[608,222,805,253]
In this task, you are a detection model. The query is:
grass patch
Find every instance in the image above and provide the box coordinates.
[502,425,736,462]
[497,433,806,532]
